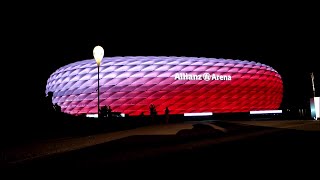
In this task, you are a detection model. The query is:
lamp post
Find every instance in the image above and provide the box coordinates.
[311,72,316,97]
[93,45,104,118]
[310,72,319,120]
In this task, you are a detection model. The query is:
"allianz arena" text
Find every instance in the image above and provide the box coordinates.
[174,73,232,81]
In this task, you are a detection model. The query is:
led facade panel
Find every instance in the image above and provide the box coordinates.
[46,56,283,115]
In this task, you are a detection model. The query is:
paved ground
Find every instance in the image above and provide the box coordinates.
[1,119,319,169]
[232,120,320,131]
[1,122,211,165]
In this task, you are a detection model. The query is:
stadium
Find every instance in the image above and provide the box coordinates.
[46,56,283,116]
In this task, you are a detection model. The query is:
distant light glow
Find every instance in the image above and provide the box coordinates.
[250,110,282,114]
[184,112,213,116]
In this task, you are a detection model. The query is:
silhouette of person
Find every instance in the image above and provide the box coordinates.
[54,103,62,113]
[107,105,112,118]
[100,105,109,118]
[165,107,170,124]
[149,104,157,122]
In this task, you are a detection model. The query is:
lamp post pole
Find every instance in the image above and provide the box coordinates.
[93,46,104,118]
[98,64,100,117]
[311,72,316,97]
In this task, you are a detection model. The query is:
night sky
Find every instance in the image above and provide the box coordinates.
[8,6,319,117]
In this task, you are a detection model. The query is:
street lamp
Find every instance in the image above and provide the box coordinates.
[93,45,104,118]
[311,72,316,97]
[310,72,319,120]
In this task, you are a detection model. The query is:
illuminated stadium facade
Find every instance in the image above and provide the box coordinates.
[46,56,283,116]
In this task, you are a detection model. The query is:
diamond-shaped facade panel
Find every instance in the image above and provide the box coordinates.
[46,56,283,115]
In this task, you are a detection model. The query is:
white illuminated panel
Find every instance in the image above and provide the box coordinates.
[86,113,125,118]
[315,97,319,120]
[184,112,213,116]
[86,114,98,118]
[310,97,319,120]
[250,110,282,114]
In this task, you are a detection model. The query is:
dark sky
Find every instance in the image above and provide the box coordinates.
[7,5,319,116]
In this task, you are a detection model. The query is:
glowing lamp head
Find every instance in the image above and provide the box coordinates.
[93,45,104,66]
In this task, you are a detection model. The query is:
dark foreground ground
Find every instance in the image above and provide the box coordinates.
[3,120,319,173]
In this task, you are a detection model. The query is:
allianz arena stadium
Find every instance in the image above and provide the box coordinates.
[46,56,283,116]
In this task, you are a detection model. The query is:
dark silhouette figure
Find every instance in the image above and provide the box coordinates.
[149,104,157,115]
[100,105,113,120]
[149,104,157,122]
[107,105,112,119]
[53,103,62,113]
[100,105,109,119]
[165,107,170,124]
